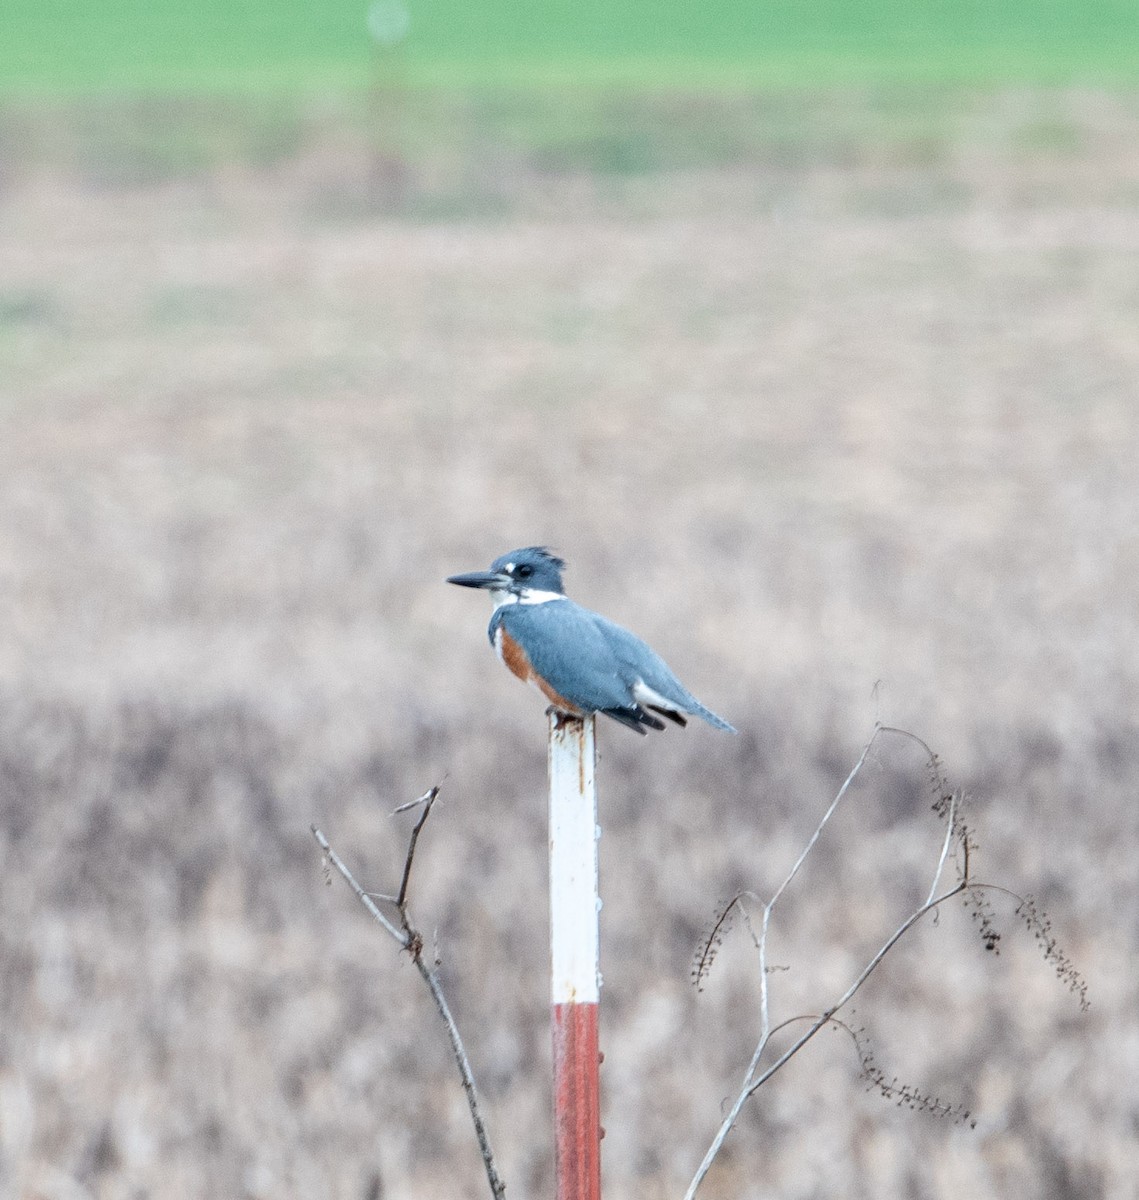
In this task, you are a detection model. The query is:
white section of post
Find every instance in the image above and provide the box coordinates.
[548,711,600,1005]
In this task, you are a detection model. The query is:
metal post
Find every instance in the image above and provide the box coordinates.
[548,711,601,1200]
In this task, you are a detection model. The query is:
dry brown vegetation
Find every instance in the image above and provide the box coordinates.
[0,87,1135,1199]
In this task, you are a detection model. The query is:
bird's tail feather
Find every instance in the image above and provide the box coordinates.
[647,705,688,727]
[602,706,666,734]
[689,701,737,733]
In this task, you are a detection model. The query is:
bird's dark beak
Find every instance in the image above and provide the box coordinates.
[446,570,509,590]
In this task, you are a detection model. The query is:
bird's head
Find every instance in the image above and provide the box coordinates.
[447,546,567,603]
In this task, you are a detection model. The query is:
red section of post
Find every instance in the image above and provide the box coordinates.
[552,1002,601,1200]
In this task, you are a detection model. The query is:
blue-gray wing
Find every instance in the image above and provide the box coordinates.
[591,613,737,732]
[589,614,691,695]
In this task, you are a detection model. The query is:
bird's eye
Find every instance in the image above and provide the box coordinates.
[515,564,533,579]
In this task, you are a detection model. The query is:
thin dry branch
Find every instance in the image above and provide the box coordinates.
[313,789,506,1200]
[686,721,1087,1199]
[395,785,439,909]
[826,1016,974,1123]
[684,725,966,1200]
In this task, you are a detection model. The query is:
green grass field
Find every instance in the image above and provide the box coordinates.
[6,0,1139,93]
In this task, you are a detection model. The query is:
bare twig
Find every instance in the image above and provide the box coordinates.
[396,785,440,909]
[926,789,960,908]
[821,1015,973,1122]
[313,826,406,946]
[313,790,507,1200]
[684,725,968,1200]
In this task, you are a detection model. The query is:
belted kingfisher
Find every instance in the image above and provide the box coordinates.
[447,547,736,735]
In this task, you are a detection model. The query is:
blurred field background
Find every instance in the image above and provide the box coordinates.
[2,2,1139,1198]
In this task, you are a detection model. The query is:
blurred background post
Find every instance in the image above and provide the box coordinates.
[366,0,411,210]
